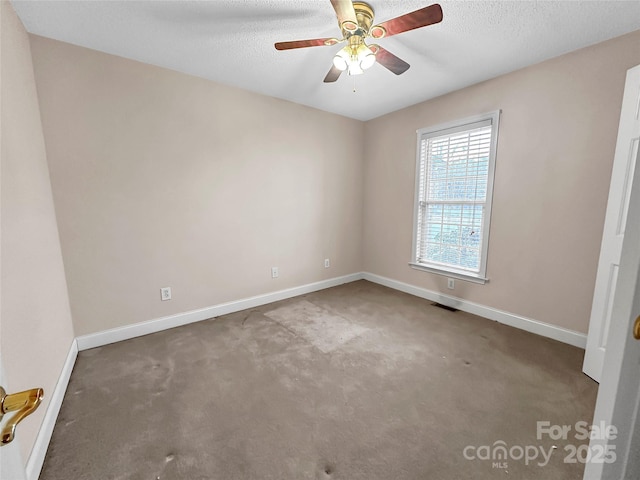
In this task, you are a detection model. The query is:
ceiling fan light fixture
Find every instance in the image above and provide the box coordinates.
[347,62,364,76]
[335,35,375,76]
[357,43,376,70]
[332,48,350,71]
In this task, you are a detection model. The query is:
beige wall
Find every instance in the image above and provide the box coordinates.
[363,30,640,334]
[29,35,365,337]
[0,1,75,464]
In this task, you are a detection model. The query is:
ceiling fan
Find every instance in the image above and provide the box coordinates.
[274,0,443,83]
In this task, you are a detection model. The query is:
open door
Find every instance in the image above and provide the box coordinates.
[583,65,640,382]
[584,84,640,477]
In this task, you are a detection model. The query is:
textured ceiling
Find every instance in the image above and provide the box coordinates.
[12,0,640,121]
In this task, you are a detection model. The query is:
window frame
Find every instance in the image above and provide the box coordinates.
[410,110,501,284]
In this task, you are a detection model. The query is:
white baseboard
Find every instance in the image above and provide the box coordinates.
[26,339,78,480]
[362,272,587,349]
[76,270,587,352]
[76,273,364,351]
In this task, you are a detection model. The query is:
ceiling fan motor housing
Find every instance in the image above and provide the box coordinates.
[342,1,375,37]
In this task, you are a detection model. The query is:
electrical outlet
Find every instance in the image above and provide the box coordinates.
[324,258,330,268]
[271,267,279,278]
[160,287,172,301]
[447,278,455,290]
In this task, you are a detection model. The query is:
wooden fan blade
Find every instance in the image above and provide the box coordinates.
[372,4,442,38]
[375,46,410,75]
[330,0,357,27]
[275,38,337,50]
[323,65,343,83]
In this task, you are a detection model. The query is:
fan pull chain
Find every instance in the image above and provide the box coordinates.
[353,76,357,93]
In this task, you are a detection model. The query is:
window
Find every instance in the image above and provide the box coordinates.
[411,111,500,283]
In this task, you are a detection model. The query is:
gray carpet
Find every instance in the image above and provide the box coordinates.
[40,280,597,479]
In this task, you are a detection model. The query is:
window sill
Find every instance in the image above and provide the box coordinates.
[408,262,489,285]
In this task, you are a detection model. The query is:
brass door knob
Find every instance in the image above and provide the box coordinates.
[0,386,44,445]
[634,316,640,340]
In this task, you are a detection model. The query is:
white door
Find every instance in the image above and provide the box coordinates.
[0,361,28,480]
[583,65,640,382]
[583,108,640,478]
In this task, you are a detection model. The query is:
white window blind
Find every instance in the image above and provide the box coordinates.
[411,112,499,282]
